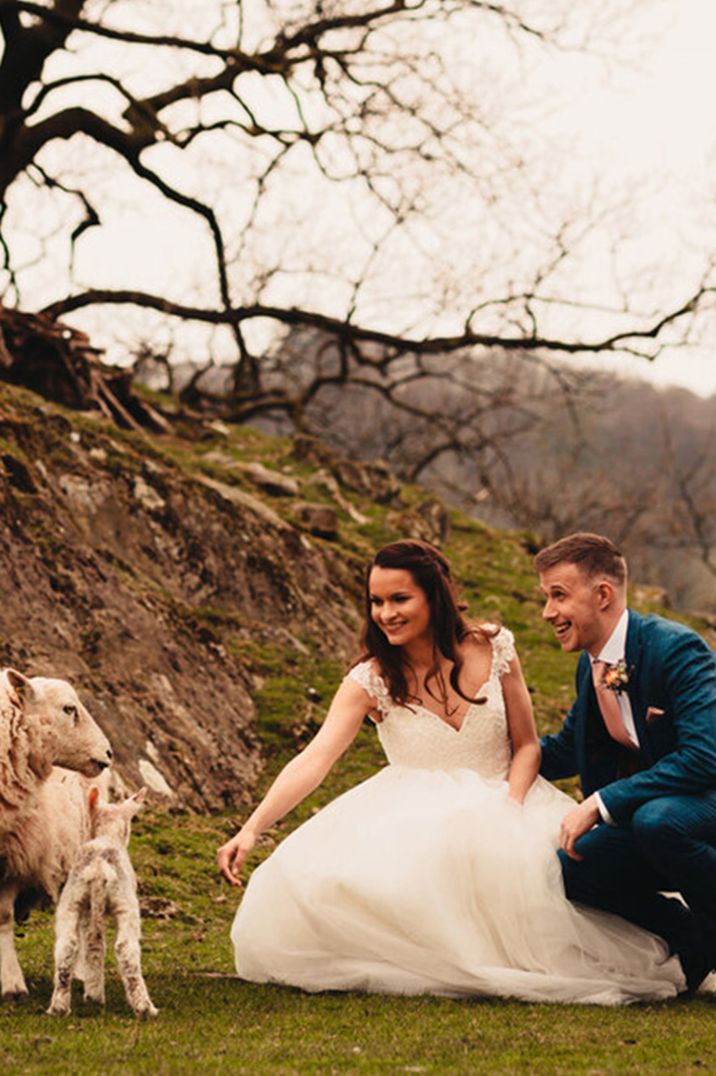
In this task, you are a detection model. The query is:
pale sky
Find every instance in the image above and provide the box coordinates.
[546,0,716,395]
[7,1,716,398]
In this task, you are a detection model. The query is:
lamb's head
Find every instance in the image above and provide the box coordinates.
[89,786,147,845]
[4,669,113,777]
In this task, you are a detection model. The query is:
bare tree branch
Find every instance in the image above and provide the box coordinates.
[40,284,714,359]
[0,0,711,437]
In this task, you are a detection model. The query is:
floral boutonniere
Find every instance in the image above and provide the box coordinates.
[602,659,631,694]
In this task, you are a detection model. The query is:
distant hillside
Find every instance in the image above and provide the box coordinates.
[217,330,716,615]
[1,381,713,812]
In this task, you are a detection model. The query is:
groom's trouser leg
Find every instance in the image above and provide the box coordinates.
[558,823,702,958]
[631,793,716,945]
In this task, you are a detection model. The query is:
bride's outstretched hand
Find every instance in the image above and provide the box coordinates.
[217,828,256,886]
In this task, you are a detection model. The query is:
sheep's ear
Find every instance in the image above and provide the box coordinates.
[88,786,100,813]
[5,669,35,709]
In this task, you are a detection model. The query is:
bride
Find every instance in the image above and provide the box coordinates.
[217,539,684,1003]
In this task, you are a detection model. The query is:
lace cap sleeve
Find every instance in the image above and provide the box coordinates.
[346,661,392,719]
[491,626,516,679]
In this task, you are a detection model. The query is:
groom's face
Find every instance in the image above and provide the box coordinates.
[538,562,606,655]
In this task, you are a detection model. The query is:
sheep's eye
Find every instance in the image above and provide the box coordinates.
[63,704,78,719]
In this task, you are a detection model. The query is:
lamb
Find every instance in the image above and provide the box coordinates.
[47,786,157,1018]
[0,667,113,998]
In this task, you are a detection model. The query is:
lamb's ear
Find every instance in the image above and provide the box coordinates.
[88,786,101,813]
[127,787,148,815]
[5,669,35,709]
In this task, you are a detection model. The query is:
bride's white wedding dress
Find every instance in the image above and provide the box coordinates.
[230,629,684,1003]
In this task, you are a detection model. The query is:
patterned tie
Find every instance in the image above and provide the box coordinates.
[591,659,634,748]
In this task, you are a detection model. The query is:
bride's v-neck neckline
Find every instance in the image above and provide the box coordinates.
[412,697,483,733]
[411,648,495,734]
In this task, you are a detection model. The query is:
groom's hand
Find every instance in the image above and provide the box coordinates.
[560,794,600,861]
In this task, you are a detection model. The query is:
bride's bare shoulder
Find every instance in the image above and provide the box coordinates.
[458,622,501,656]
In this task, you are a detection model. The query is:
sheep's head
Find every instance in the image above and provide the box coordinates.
[89,786,147,845]
[5,669,113,777]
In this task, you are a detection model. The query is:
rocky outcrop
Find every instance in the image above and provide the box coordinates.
[292,435,401,504]
[388,498,450,547]
[291,502,339,539]
[0,386,363,810]
[0,305,168,433]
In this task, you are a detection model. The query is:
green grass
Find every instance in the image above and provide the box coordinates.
[3,728,715,1075]
[3,836,716,1076]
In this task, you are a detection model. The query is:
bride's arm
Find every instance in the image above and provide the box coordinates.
[502,654,541,804]
[217,677,372,885]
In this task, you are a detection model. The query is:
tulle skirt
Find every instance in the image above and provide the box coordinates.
[231,766,684,1004]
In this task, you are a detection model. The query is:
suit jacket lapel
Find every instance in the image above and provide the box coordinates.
[625,608,641,673]
[625,610,654,765]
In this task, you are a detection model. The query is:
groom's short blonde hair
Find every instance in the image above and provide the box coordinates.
[534,532,627,588]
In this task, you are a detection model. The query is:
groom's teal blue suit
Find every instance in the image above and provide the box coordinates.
[541,610,716,990]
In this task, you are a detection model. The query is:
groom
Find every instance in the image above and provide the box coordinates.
[536,532,716,994]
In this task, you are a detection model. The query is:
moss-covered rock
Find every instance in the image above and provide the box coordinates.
[0,384,361,810]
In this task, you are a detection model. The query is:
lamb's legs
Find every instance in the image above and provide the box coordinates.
[0,883,27,998]
[74,931,88,986]
[82,906,106,1005]
[47,909,81,1016]
[114,912,157,1018]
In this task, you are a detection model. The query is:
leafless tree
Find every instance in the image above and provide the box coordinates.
[424,369,716,613]
[1,0,713,424]
[655,412,716,587]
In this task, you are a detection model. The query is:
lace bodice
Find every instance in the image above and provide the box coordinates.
[347,628,514,779]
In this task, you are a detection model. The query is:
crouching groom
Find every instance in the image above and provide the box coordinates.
[536,532,716,994]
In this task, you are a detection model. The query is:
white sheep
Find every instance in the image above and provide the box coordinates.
[0,668,113,998]
[48,786,156,1018]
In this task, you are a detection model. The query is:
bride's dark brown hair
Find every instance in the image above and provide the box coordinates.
[356,539,496,712]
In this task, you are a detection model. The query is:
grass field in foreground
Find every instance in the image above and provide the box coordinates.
[1,807,715,1076]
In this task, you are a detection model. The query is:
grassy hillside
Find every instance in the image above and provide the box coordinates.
[2,384,715,1074]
